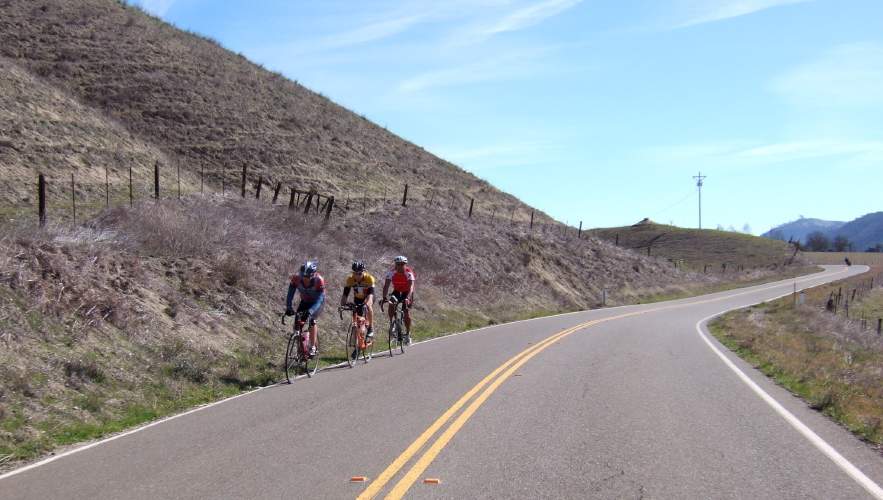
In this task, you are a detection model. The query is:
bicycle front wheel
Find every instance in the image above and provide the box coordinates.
[388,321,398,357]
[346,325,359,368]
[397,318,406,354]
[285,332,301,383]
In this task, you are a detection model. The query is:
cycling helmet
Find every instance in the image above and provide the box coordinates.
[351,261,366,273]
[300,261,317,276]
[393,255,408,264]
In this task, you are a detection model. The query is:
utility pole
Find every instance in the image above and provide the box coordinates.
[693,172,706,229]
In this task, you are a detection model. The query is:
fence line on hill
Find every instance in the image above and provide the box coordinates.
[26,164,588,237]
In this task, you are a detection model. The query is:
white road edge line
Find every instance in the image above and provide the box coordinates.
[0,386,266,481]
[697,312,883,499]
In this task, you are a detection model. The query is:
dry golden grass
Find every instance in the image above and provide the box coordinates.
[710,268,883,447]
[804,252,883,266]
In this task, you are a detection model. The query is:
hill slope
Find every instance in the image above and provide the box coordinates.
[0,0,540,222]
[594,219,802,273]
[761,217,845,244]
[827,212,883,251]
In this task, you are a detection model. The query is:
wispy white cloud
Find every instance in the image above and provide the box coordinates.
[285,13,429,55]
[285,0,582,55]
[482,0,584,35]
[768,43,883,108]
[135,0,177,17]
[637,139,883,169]
[674,0,816,28]
[398,45,557,90]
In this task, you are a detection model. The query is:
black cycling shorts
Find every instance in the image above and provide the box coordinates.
[296,301,323,326]
[390,291,413,310]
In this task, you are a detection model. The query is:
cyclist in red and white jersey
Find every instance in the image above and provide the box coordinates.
[381,255,415,344]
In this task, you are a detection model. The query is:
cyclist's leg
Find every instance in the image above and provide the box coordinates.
[365,298,374,331]
[309,303,324,350]
[403,295,414,335]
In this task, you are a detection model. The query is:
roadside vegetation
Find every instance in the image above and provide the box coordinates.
[710,264,883,448]
[0,195,814,471]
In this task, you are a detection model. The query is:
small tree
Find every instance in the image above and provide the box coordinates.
[806,231,830,251]
[742,223,752,234]
[832,235,850,252]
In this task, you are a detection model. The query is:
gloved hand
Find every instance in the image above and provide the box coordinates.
[285,308,295,316]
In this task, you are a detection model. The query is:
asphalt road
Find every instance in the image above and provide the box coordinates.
[3,265,883,499]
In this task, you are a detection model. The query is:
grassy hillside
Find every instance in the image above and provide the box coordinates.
[0,0,541,223]
[593,219,802,274]
[710,269,883,448]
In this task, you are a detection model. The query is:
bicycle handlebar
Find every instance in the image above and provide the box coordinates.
[281,311,312,326]
[338,303,354,320]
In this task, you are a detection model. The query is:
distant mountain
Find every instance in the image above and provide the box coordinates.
[827,212,883,251]
[762,217,845,244]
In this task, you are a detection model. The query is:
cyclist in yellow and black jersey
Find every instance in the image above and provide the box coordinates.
[339,261,376,338]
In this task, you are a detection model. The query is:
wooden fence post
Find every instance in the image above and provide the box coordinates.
[289,188,296,209]
[402,184,408,207]
[530,210,534,229]
[325,196,334,221]
[71,173,76,223]
[303,191,314,214]
[579,221,583,239]
[177,160,181,200]
[468,198,474,218]
[273,182,281,204]
[241,163,247,198]
[105,167,109,207]
[201,162,204,194]
[154,162,160,203]
[255,176,263,200]
[129,166,133,207]
[38,173,46,227]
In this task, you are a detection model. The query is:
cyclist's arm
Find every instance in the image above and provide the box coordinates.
[309,289,325,314]
[381,278,391,300]
[341,286,351,306]
[407,279,414,301]
[365,285,376,304]
[286,283,297,311]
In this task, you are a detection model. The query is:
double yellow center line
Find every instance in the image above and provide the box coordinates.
[356,316,615,499]
[358,268,848,499]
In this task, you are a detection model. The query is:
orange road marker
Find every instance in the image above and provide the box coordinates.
[349,477,368,482]
[423,478,441,484]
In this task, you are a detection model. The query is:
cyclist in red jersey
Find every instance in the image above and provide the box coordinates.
[381,255,415,345]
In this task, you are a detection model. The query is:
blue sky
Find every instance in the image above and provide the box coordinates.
[129,0,882,235]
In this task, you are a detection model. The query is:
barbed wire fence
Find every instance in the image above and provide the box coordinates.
[26,163,591,238]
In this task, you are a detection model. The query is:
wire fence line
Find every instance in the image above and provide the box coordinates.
[23,166,594,238]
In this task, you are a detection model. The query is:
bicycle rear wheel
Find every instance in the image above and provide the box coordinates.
[305,336,320,377]
[346,325,359,368]
[388,321,398,357]
[285,332,301,383]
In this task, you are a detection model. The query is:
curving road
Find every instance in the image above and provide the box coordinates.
[3,265,883,499]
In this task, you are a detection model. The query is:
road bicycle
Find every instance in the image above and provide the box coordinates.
[380,297,409,356]
[339,302,374,366]
[282,311,319,382]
